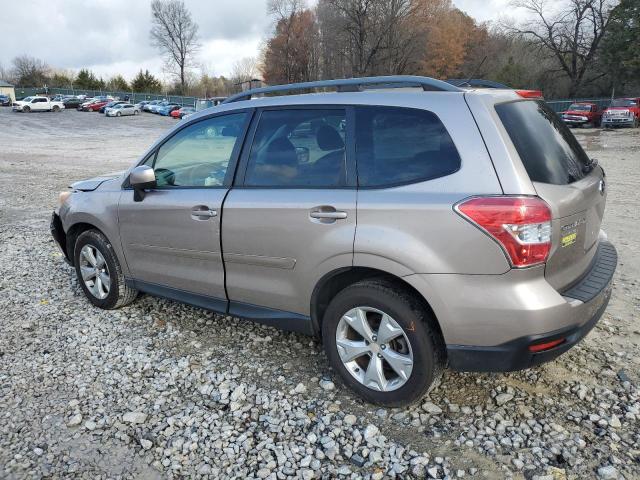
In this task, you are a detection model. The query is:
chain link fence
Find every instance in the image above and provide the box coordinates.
[13,86,199,107]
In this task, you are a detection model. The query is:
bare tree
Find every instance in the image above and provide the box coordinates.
[318,0,415,77]
[150,0,200,94]
[507,0,615,97]
[11,56,50,86]
[231,57,260,85]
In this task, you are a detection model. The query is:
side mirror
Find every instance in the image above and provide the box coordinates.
[129,165,156,202]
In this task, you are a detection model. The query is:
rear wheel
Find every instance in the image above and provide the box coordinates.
[52,105,60,112]
[74,230,138,309]
[322,279,444,407]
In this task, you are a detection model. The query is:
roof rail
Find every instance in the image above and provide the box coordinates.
[222,75,462,104]
[446,79,510,89]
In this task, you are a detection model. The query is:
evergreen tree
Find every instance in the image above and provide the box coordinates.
[131,69,162,93]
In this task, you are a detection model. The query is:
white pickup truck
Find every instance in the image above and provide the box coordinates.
[13,96,65,113]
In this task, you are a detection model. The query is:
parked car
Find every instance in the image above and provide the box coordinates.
[63,97,84,109]
[100,101,126,114]
[106,103,140,117]
[149,101,168,114]
[170,106,196,119]
[13,96,65,112]
[87,99,112,112]
[0,94,12,106]
[601,98,640,128]
[143,100,162,112]
[561,102,602,127]
[79,96,112,111]
[157,103,181,116]
[51,76,616,406]
[135,101,150,111]
[79,99,97,111]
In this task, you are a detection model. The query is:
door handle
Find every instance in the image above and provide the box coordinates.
[310,211,347,219]
[191,207,217,219]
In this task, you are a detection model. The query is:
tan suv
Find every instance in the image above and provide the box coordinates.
[51,76,617,406]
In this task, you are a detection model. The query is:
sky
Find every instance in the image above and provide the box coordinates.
[1,0,522,83]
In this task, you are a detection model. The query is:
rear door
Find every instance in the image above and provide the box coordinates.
[222,107,356,318]
[495,99,606,290]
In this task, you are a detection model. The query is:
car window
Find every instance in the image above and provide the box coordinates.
[354,106,461,187]
[244,109,346,187]
[152,113,248,188]
[496,100,590,185]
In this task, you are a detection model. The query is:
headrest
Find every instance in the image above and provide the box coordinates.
[316,125,344,151]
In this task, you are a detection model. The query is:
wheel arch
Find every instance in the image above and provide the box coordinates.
[310,266,445,347]
[65,222,103,265]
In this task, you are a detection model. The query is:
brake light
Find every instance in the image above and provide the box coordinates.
[455,196,552,267]
[516,90,544,99]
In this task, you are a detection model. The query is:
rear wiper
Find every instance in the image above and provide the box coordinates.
[582,157,598,173]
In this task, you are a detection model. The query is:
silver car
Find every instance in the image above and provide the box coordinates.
[106,103,140,117]
[51,76,616,406]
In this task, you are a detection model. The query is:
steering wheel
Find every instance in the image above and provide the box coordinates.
[188,163,224,186]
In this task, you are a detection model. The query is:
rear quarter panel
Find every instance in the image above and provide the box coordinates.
[353,93,510,275]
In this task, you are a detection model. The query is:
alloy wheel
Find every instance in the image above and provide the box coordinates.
[335,306,413,392]
[78,244,111,299]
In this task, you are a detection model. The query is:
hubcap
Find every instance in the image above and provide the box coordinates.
[335,307,413,392]
[79,245,110,299]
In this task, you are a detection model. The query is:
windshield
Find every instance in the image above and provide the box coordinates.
[568,104,591,111]
[611,99,636,107]
[22,96,34,102]
[496,100,591,185]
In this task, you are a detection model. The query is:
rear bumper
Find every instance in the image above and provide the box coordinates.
[445,240,617,372]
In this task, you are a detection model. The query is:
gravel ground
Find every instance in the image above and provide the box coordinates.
[0,107,638,480]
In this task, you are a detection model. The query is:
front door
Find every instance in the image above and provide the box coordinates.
[222,107,356,318]
[118,111,250,305]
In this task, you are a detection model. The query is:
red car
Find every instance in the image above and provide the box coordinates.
[561,102,602,127]
[601,98,640,128]
[170,106,196,119]
[87,100,110,112]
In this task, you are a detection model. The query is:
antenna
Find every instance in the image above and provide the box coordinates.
[456,56,488,87]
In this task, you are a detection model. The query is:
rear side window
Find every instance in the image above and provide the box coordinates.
[244,109,346,187]
[355,106,461,187]
[495,100,590,185]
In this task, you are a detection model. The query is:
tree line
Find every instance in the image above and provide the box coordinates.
[261,0,638,99]
[1,0,638,99]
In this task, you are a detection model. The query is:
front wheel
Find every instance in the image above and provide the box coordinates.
[116,111,121,117]
[74,230,138,309]
[23,106,30,113]
[322,279,445,407]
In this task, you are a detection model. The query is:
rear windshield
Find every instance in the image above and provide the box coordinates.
[495,100,590,185]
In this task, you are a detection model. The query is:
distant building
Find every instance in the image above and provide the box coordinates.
[0,80,16,102]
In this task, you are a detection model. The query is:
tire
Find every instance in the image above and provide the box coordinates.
[116,111,121,117]
[322,279,445,407]
[74,229,138,309]
[134,110,139,115]
[23,106,30,113]
[52,105,60,112]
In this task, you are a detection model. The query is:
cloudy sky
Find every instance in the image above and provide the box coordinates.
[1,0,522,82]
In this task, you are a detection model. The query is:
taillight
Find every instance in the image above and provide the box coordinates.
[455,196,552,268]
[516,90,544,99]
